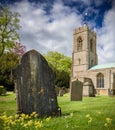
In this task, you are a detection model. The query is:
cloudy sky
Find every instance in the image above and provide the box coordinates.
[0,0,115,64]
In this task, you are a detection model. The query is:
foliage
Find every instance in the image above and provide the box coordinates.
[0,52,20,90]
[0,93,115,130]
[0,6,20,56]
[0,86,4,95]
[0,86,6,95]
[44,51,72,88]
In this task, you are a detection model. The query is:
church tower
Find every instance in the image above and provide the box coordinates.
[72,24,98,78]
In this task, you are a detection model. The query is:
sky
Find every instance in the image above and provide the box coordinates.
[0,0,115,64]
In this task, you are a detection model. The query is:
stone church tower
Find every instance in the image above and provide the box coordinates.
[72,24,98,78]
[71,24,115,96]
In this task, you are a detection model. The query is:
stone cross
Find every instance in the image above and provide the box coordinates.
[13,50,60,117]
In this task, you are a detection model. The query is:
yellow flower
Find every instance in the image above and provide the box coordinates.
[34,121,43,129]
[46,116,51,122]
[11,121,16,125]
[85,114,90,118]
[19,116,24,122]
[21,113,26,117]
[30,112,38,118]
[25,114,29,119]
[88,117,93,124]
[24,120,33,128]
[97,111,101,114]
[70,113,73,117]
[8,115,13,120]
[14,114,19,119]
[106,117,112,124]
[104,123,108,127]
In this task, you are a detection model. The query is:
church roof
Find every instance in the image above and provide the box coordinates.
[89,63,115,70]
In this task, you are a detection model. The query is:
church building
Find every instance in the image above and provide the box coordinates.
[71,24,115,95]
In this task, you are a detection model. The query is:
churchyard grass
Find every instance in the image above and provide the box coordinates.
[0,92,115,130]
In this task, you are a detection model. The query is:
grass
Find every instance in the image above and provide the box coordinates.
[0,92,115,130]
[0,92,17,115]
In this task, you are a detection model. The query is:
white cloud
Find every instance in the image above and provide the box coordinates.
[97,5,115,64]
[10,0,82,56]
[9,0,115,64]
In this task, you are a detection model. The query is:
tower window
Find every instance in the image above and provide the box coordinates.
[77,37,82,51]
[97,73,104,88]
[78,58,81,65]
[90,39,93,52]
[91,60,94,66]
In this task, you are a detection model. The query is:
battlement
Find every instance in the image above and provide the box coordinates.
[73,24,96,36]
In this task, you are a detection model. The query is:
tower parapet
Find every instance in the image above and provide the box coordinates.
[73,25,96,37]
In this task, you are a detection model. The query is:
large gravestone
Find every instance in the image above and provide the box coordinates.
[13,50,60,117]
[70,79,83,101]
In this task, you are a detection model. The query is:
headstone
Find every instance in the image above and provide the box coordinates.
[83,78,95,97]
[59,89,64,96]
[70,79,83,101]
[13,50,60,117]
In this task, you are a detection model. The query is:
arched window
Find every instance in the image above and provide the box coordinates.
[91,60,94,66]
[97,73,104,88]
[90,39,93,52]
[77,37,82,51]
[78,58,81,65]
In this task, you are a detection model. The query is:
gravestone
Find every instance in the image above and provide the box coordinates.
[13,50,60,117]
[83,78,95,97]
[70,79,83,101]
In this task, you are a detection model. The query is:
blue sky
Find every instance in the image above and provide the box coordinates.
[0,0,115,64]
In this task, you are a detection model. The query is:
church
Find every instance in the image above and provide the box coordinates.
[71,24,115,95]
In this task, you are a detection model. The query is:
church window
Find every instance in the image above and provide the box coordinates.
[78,58,81,65]
[77,37,82,51]
[90,39,93,52]
[91,60,94,66]
[97,73,104,88]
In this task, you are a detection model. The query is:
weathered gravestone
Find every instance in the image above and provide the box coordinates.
[83,78,95,97]
[13,50,60,117]
[70,79,83,101]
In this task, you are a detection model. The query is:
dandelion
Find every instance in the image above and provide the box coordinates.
[46,116,51,122]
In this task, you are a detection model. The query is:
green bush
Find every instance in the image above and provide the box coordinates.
[0,86,6,95]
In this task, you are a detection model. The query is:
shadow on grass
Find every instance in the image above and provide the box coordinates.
[0,93,11,97]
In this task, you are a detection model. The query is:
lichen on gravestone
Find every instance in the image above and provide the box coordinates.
[13,49,60,117]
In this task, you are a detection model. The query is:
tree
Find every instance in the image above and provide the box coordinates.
[44,51,72,88]
[13,42,26,56]
[0,6,20,56]
[0,52,19,90]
